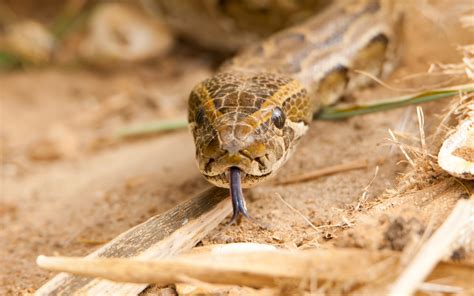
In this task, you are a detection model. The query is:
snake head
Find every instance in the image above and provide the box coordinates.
[188,70,312,188]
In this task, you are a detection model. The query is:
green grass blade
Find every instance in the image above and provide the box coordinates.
[114,83,473,137]
[316,83,474,120]
[116,118,188,138]
[0,51,21,69]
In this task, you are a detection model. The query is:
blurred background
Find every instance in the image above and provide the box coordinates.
[0,0,333,68]
[0,0,339,168]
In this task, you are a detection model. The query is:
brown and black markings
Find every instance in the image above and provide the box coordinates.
[188,0,402,221]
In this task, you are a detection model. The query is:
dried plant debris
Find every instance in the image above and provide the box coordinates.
[388,120,443,192]
[388,94,473,194]
[429,45,474,80]
[36,241,474,295]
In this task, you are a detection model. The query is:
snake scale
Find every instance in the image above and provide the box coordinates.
[183,0,403,221]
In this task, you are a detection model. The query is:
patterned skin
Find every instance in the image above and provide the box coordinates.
[187,0,402,219]
[189,71,310,188]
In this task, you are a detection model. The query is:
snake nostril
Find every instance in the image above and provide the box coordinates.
[205,158,216,172]
[255,157,266,169]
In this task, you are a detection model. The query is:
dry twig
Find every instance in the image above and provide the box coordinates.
[274,159,368,185]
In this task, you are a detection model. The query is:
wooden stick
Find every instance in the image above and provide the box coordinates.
[274,159,368,185]
[36,247,473,290]
[35,187,231,296]
[36,248,394,288]
[388,199,473,296]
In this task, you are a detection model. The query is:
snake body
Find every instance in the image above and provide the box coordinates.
[187,0,403,219]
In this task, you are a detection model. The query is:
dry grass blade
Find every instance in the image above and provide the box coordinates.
[275,193,319,231]
[388,199,473,296]
[416,106,427,154]
[388,129,415,167]
[355,166,379,211]
[35,187,231,295]
[353,69,419,92]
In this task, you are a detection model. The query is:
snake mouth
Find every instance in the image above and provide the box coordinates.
[203,169,272,188]
[203,152,272,178]
[200,149,275,188]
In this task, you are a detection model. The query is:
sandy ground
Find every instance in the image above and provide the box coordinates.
[1,4,473,295]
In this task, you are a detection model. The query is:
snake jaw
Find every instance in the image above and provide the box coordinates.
[229,166,250,223]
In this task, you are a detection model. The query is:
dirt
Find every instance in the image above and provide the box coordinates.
[1,3,473,295]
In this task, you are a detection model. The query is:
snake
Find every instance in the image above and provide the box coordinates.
[183,0,403,222]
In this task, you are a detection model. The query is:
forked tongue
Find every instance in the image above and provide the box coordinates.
[229,166,250,223]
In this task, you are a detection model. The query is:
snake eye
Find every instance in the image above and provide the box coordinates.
[271,107,286,129]
[195,107,205,126]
